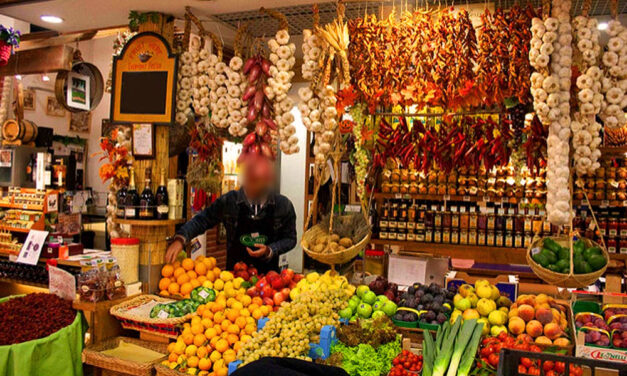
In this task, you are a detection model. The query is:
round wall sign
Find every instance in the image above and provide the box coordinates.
[55,61,104,112]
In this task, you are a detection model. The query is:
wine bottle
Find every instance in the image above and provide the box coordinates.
[155,168,169,220]
[139,168,155,219]
[125,167,139,219]
[116,183,127,218]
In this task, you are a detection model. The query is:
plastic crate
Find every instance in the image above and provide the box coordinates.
[496,348,627,376]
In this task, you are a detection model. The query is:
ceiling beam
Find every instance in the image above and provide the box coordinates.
[0,0,53,8]
[0,45,73,75]
[17,25,128,50]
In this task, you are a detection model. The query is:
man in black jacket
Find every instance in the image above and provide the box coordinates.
[165,157,296,273]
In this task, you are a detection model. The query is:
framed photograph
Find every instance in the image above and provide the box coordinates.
[66,72,91,111]
[46,96,66,117]
[131,123,154,158]
[23,89,35,111]
[0,149,12,167]
[69,111,91,133]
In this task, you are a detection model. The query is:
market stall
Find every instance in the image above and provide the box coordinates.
[0,0,625,375]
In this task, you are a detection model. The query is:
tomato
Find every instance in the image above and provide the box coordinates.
[545,371,558,376]
[543,361,555,372]
[554,362,565,374]
[529,345,542,353]
[520,357,534,368]
[518,365,528,374]
[488,353,501,368]
[570,364,583,376]
[480,347,493,357]
[527,367,541,376]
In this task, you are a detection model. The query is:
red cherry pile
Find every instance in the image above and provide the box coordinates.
[388,350,423,376]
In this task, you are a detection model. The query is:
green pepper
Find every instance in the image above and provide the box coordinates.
[532,252,549,267]
[543,238,562,253]
[547,264,561,272]
[573,239,586,255]
[150,304,163,318]
[190,288,200,302]
[557,247,569,261]
[555,259,570,272]
[583,246,602,261]
[587,254,606,271]
[574,260,592,274]
[191,287,216,304]
[540,249,557,264]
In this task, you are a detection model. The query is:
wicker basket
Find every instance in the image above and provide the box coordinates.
[155,364,186,376]
[110,294,196,339]
[82,336,169,376]
[526,235,609,288]
[302,218,371,266]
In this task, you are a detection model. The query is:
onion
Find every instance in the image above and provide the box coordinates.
[253,90,264,110]
[262,102,272,118]
[263,118,277,130]
[247,105,258,122]
[255,122,267,137]
[261,143,273,158]
[261,59,271,76]
[242,85,256,101]
[243,133,256,147]
[248,65,261,83]
[243,57,256,74]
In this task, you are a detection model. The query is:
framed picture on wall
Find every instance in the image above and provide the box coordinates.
[69,111,91,133]
[23,89,35,111]
[46,96,66,117]
[66,72,91,111]
[131,123,154,158]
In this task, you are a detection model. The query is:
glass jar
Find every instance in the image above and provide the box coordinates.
[468,230,478,245]
[460,230,468,245]
[451,230,459,245]
[487,231,495,246]
[505,231,514,248]
[609,218,619,238]
[607,238,617,253]
[434,230,442,243]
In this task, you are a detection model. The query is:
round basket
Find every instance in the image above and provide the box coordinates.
[526,235,609,288]
[301,220,371,266]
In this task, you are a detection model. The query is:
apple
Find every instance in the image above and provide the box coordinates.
[236,270,250,281]
[266,271,279,280]
[260,285,273,298]
[280,288,291,299]
[362,291,377,305]
[273,291,286,306]
[372,310,387,319]
[339,307,353,319]
[356,303,373,318]
[293,274,304,283]
[248,267,258,277]
[356,285,370,299]
[255,277,267,290]
[288,281,297,289]
[382,301,398,316]
[263,297,274,306]
[373,302,383,311]
[246,286,259,297]
[348,299,359,312]
[270,277,284,290]
[281,269,294,284]
[377,295,389,303]
[234,262,247,272]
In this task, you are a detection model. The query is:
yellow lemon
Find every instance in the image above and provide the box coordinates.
[219,271,233,282]
[233,277,243,289]
[214,279,224,291]
[202,280,213,289]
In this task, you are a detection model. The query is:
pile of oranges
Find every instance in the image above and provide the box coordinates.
[159,257,220,298]
[160,257,274,375]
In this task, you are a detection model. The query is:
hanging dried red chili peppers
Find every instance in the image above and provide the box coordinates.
[507,5,536,105]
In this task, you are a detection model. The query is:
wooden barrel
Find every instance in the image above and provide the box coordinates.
[2,119,38,143]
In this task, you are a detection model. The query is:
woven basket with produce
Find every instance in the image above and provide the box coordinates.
[527,235,608,288]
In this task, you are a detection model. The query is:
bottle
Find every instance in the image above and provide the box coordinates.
[116,183,127,218]
[125,167,139,219]
[307,165,314,195]
[44,153,52,188]
[155,168,169,220]
[139,168,155,219]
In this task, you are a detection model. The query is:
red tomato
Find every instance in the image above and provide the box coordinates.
[528,367,541,376]
[554,362,565,373]
[529,345,542,353]
[488,353,501,368]
[520,357,534,368]
[543,361,555,372]
[545,371,557,376]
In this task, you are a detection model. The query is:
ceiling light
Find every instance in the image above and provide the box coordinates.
[41,75,50,82]
[598,22,608,31]
[15,75,21,80]
[40,15,63,24]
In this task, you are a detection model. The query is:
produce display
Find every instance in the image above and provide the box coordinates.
[575,304,627,349]
[531,238,607,275]
[507,294,571,346]
[0,293,76,345]
[450,281,511,336]
[394,282,455,326]
[159,257,224,298]
[339,285,398,321]
[389,350,423,376]
[237,287,349,365]
[244,269,302,308]
[289,270,355,300]
[150,287,216,319]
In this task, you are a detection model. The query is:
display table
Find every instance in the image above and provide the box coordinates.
[73,295,139,346]
[0,296,85,376]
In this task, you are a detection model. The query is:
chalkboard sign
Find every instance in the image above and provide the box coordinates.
[110,32,177,124]
[120,71,168,114]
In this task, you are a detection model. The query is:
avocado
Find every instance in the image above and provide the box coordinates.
[587,254,607,271]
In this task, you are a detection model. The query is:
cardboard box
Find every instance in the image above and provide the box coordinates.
[445,271,519,302]
[387,254,449,287]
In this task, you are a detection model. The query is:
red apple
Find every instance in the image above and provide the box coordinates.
[281,269,294,284]
[238,270,250,281]
[255,277,267,290]
[288,281,297,289]
[293,274,304,282]
[280,288,291,300]
[246,286,259,297]
[260,285,274,298]
[270,277,284,290]
[273,291,286,306]
[266,270,279,280]
[234,262,247,272]
[248,267,258,277]
[263,297,274,306]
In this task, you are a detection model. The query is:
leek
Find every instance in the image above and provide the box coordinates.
[457,323,485,376]
[422,329,435,376]
[435,322,445,358]
[432,317,462,376]
[445,319,477,376]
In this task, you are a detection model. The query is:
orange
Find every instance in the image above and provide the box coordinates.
[187,356,199,368]
[251,297,263,306]
[191,322,204,335]
[182,332,194,345]
[248,303,259,312]
[168,352,178,362]
[197,345,209,359]
[197,304,206,316]
[161,264,174,277]
[168,342,176,353]
[201,318,212,329]
[209,350,222,363]
[194,333,207,347]
[212,302,226,314]
[198,358,212,371]
[209,336,220,350]
[173,267,186,278]
[190,279,201,289]
[226,334,239,346]
[260,305,271,316]
[244,324,255,335]
[207,257,217,268]
[202,310,214,320]
[205,271,215,282]
[168,283,180,295]
[197,275,207,284]
[252,308,263,320]
[226,309,239,322]
[180,282,194,296]
[213,325,222,336]
[185,345,198,357]
[235,317,247,329]
[213,311,225,324]
[160,290,170,297]
[220,332,229,339]
[182,258,195,271]
[240,334,251,343]
[214,359,226,373]
[240,295,252,306]
[204,327,218,340]
[177,273,190,285]
[212,267,221,276]
[216,367,228,376]
[223,349,236,363]
[195,262,207,276]
[233,341,243,352]
[215,339,229,353]
[187,270,198,280]
[227,324,240,335]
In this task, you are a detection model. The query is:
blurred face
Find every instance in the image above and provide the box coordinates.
[242,156,275,200]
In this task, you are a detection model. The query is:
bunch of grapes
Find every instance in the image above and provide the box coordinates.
[237,288,348,364]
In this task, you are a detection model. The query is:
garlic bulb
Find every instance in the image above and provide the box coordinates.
[267,29,299,154]
[315,85,338,165]
[600,19,627,130]
[544,0,572,227]
[226,55,249,137]
[572,15,602,176]
[191,47,216,123]
[175,50,195,125]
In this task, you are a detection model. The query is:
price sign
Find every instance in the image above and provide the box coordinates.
[48,265,76,300]
[17,230,49,265]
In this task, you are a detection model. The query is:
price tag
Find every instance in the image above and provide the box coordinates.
[157,310,169,319]
[199,289,209,300]
[48,265,76,300]
[463,196,470,202]
[601,200,609,208]
[622,201,627,207]
[394,194,402,199]
[17,230,49,265]
[279,253,289,269]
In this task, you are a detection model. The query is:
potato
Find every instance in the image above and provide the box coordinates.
[339,237,353,247]
[315,235,328,245]
[313,244,325,253]
[328,241,339,252]
[329,234,340,243]
[338,246,346,251]
[302,239,309,249]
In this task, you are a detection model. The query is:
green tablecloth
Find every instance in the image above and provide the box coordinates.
[0,295,85,376]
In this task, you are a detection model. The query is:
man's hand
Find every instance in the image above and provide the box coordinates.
[165,238,184,264]
[247,243,271,259]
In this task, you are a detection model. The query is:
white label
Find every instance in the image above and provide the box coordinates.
[158,310,169,319]
[157,205,169,214]
[17,230,49,265]
[601,200,609,208]
[48,265,76,300]
[279,253,288,268]
[443,195,451,201]
[199,290,209,299]
[125,208,135,217]
[463,196,470,201]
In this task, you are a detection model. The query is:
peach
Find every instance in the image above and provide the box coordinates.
[517,295,536,307]
[551,308,561,323]
[518,304,536,322]
[544,322,562,340]
[510,302,518,310]
[517,334,533,343]
[508,317,526,335]
[535,307,553,325]
[553,338,571,347]
[508,307,519,319]
[526,320,543,338]
[535,336,552,345]
[535,302,551,310]
[535,293,550,305]
[559,317,568,331]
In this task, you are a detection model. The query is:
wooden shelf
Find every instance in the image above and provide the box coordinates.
[0,202,44,211]
[600,146,627,158]
[112,218,185,226]
[373,192,537,203]
[370,239,528,265]
[0,225,38,233]
[0,277,48,289]
[609,253,627,261]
